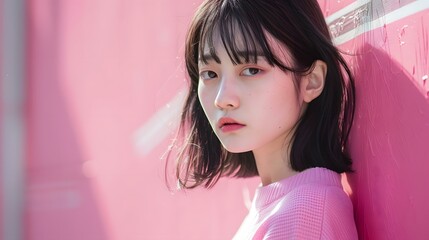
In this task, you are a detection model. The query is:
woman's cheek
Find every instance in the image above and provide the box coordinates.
[198,86,214,120]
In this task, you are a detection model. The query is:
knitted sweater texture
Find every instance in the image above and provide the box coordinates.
[233,167,358,240]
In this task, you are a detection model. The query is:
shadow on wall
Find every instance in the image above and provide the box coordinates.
[348,43,429,240]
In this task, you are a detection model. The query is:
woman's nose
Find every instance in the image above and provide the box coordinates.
[214,78,240,110]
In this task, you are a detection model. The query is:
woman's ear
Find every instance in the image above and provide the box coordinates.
[301,60,327,103]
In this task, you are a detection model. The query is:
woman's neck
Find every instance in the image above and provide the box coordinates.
[252,139,298,186]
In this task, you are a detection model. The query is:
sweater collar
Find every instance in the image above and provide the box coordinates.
[253,167,342,210]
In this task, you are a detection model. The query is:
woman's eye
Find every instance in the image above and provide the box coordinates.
[200,70,218,80]
[242,68,261,76]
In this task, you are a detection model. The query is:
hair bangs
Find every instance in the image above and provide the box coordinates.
[198,2,276,66]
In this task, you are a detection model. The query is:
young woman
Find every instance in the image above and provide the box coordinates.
[170,0,358,238]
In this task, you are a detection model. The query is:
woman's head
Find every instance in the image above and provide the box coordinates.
[173,0,355,188]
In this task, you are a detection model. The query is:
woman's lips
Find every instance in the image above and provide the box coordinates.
[220,123,245,133]
[218,117,245,133]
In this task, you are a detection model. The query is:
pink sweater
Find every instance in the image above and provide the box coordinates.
[233,167,358,239]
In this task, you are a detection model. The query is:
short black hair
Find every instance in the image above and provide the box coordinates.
[169,0,355,189]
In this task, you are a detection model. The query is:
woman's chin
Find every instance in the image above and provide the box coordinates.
[222,145,252,154]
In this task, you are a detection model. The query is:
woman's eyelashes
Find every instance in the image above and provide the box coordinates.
[200,70,218,80]
[241,67,262,76]
[199,67,263,81]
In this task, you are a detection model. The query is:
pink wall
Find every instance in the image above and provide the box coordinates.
[7,0,428,239]
[25,0,258,239]
[349,11,429,240]
[319,0,429,239]
[26,1,108,239]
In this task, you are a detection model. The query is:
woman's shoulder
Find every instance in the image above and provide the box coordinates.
[289,182,351,207]
[271,182,348,220]
[266,183,357,239]
[276,180,354,223]
[276,168,349,211]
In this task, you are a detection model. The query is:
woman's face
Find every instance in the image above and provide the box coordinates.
[197,34,306,154]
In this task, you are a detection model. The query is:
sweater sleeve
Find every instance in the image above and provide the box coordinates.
[321,187,358,240]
